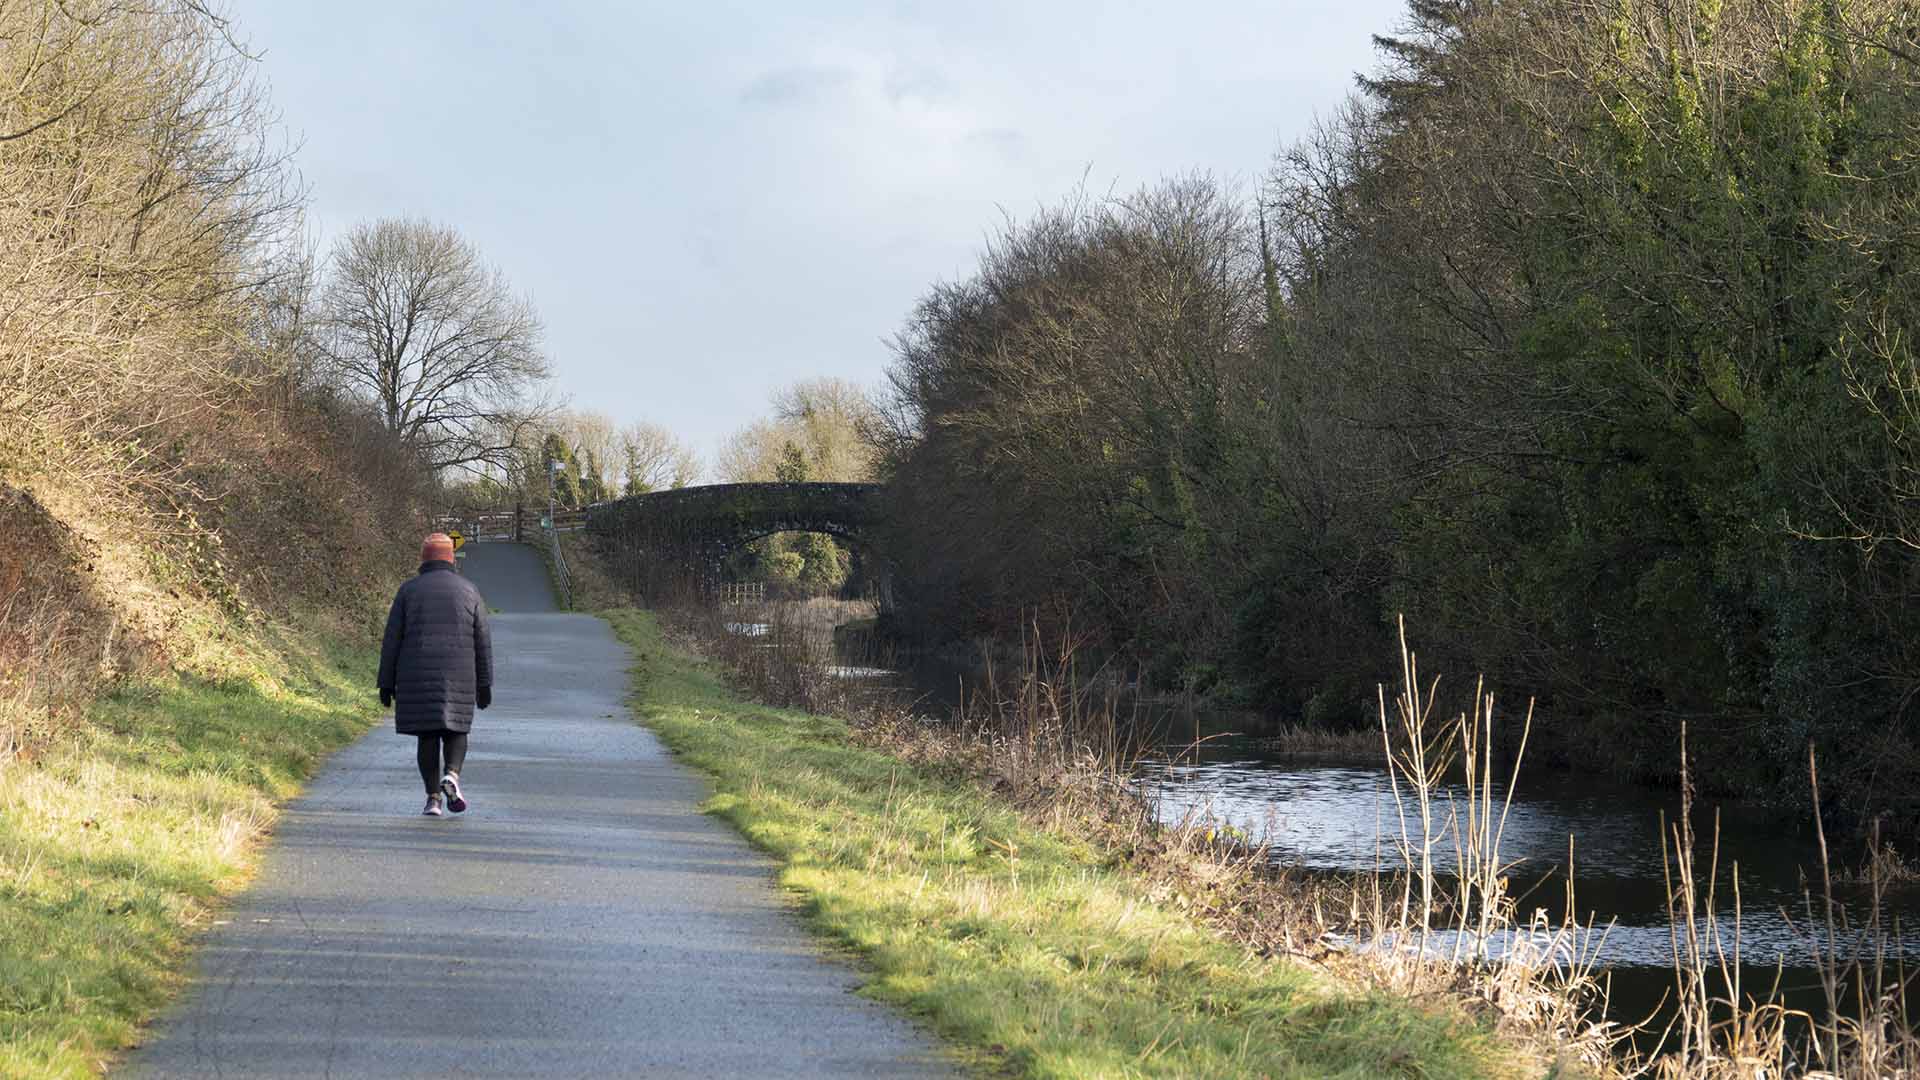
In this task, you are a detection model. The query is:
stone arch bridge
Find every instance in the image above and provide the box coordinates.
[585,482,885,600]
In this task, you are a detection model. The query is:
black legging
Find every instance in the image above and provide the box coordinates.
[415,731,469,795]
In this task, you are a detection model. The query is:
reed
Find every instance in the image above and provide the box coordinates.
[1370,622,1920,1077]
[1255,722,1383,760]
[1793,748,1916,1078]
[1601,728,1920,1077]
[1361,617,1619,1068]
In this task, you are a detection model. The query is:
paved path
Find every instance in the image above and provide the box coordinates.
[123,543,951,1078]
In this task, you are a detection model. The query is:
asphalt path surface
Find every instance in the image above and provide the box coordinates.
[122,542,952,1078]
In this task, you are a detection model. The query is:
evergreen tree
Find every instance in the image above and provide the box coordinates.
[773,441,810,483]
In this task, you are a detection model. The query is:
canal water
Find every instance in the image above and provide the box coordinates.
[835,635,1920,1035]
[1135,723,1920,1026]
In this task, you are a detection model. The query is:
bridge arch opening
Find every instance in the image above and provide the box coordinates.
[718,528,883,603]
[584,482,890,608]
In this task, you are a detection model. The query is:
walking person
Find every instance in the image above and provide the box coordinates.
[378,532,493,816]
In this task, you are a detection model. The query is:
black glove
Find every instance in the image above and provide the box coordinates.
[379,687,393,708]
[476,686,491,710]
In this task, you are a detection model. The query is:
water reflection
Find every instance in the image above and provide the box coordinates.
[1138,747,1920,971]
[823,632,1919,1031]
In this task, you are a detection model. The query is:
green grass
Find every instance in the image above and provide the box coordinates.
[0,635,377,1078]
[605,609,1533,1080]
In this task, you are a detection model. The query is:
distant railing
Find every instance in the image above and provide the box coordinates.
[545,520,574,611]
[431,502,593,610]
[715,582,765,606]
[434,503,595,543]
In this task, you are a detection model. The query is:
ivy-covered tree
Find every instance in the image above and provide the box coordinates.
[540,432,581,508]
[875,0,1920,834]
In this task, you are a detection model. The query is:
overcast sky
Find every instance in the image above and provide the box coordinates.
[241,1,1409,472]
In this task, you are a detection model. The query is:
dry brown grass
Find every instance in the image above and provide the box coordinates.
[727,595,878,637]
[0,588,90,761]
[0,383,424,758]
[0,484,145,757]
[1257,722,1387,761]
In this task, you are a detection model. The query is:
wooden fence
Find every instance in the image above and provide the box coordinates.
[429,503,594,610]
[715,582,765,606]
[433,504,592,543]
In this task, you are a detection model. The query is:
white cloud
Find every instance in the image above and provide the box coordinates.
[242,0,1409,455]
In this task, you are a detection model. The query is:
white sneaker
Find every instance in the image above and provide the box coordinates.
[440,772,467,814]
[422,794,444,817]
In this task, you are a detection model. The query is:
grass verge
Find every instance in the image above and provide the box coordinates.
[0,630,377,1078]
[605,607,1537,1079]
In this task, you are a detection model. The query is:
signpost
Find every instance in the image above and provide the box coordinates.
[447,529,466,551]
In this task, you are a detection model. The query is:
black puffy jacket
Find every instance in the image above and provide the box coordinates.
[377,561,493,734]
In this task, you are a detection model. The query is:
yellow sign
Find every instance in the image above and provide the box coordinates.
[448,529,466,551]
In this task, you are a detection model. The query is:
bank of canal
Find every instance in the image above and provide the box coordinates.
[621,609,1549,1078]
[838,633,1920,1037]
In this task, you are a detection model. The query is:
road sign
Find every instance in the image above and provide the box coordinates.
[448,529,466,550]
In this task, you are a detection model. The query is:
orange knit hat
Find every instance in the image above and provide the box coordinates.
[421,533,455,564]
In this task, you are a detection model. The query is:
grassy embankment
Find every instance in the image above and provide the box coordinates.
[0,629,378,1079]
[604,606,1540,1080]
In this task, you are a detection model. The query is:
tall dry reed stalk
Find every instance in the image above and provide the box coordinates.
[1642,722,1790,1075]
[1790,748,1917,1078]
[1450,673,1533,969]
[1367,617,1619,1066]
[684,597,901,725]
[951,615,1154,786]
[1378,616,1453,945]
[1623,729,1920,1078]
[1373,622,1920,1076]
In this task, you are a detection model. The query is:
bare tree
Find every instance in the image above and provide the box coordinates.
[714,418,785,483]
[772,377,880,481]
[566,410,627,496]
[619,420,700,493]
[717,377,879,483]
[317,218,552,475]
[0,0,305,476]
